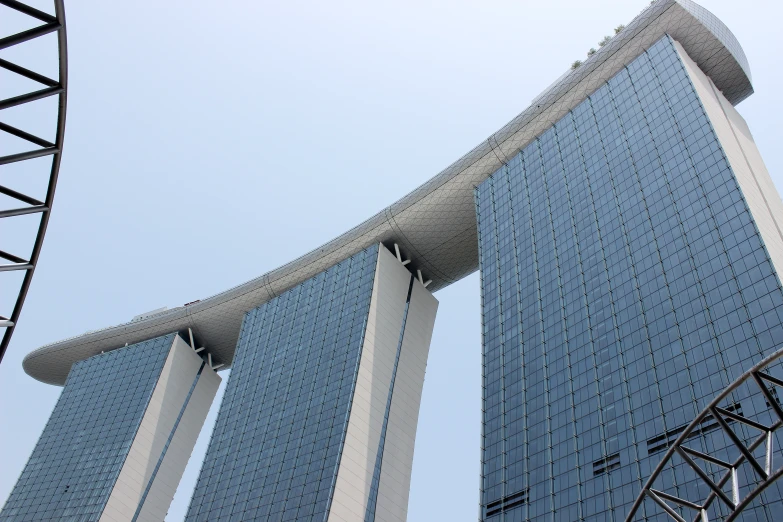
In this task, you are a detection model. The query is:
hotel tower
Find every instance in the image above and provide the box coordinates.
[3,1,782,520]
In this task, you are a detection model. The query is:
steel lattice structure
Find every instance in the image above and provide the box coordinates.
[626,348,783,522]
[0,0,67,365]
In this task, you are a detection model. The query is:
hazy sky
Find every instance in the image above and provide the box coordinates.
[1,0,781,520]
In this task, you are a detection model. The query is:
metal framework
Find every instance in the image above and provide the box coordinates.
[625,347,783,522]
[0,0,67,364]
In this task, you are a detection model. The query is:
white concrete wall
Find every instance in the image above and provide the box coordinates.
[99,335,220,522]
[675,40,783,280]
[327,245,438,522]
[135,365,221,521]
[374,281,438,522]
[328,246,412,522]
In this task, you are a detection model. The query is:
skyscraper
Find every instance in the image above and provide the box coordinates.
[475,34,783,522]
[184,245,437,521]
[0,334,221,521]
[5,1,781,521]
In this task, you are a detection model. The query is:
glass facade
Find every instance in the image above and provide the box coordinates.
[0,334,175,521]
[475,36,783,521]
[185,245,379,521]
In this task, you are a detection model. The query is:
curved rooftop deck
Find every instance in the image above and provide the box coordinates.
[24,0,753,385]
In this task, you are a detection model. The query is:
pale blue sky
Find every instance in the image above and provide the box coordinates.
[1,1,781,520]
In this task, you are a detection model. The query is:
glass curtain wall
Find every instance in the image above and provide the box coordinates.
[185,246,379,521]
[475,36,783,522]
[0,335,176,521]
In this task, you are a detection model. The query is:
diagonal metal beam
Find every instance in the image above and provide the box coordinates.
[0,184,43,206]
[0,247,33,272]
[724,466,783,522]
[756,370,783,388]
[0,184,44,206]
[752,371,783,423]
[697,422,781,520]
[0,147,58,166]
[0,0,67,368]
[0,205,47,218]
[626,345,783,522]
[649,488,704,512]
[0,122,55,148]
[680,445,733,469]
[646,490,689,522]
[0,22,60,51]
[0,58,58,87]
[711,406,768,479]
[0,0,57,23]
[675,446,735,509]
[715,406,771,432]
[0,86,63,111]
[0,250,28,264]
[0,262,33,272]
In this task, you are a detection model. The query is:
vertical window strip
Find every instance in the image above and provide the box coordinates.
[324,246,379,520]
[482,173,504,513]
[586,85,650,513]
[184,246,379,521]
[497,171,509,512]
[512,142,549,519]
[568,102,633,509]
[266,271,310,513]
[474,183,493,515]
[655,37,767,367]
[550,115,587,519]
[513,153,531,519]
[536,134,568,517]
[628,44,718,456]
[501,161,532,519]
[582,88,667,493]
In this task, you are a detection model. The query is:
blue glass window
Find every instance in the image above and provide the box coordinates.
[0,334,175,521]
[476,36,783,521]
[185,245,378,521]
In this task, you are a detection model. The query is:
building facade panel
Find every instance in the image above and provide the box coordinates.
[673,40,783,286]
[372,282,437,522]
[130,345,222,521]
[9,2,783,521]
[23,2,760,390]
[475,36,783,521]
[0,334,219,522]
[185,246,380,521]
[0,335,173,521]
[185,244,437,521]
[328,246,413,522]
[100,335,202,520]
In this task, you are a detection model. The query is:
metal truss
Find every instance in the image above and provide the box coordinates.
[625,347,783,522]
[0,0,67,364]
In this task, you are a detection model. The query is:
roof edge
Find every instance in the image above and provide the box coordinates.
[23,0,753,385]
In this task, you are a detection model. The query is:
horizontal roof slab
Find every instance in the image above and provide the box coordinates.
[24,0,753,385]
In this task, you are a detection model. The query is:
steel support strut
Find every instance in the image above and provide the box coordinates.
[0,0,68,365]
[625,347,783,522]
